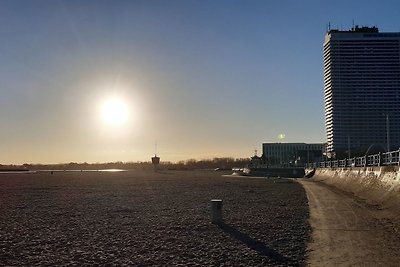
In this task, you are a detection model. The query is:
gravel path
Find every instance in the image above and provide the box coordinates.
[0,170,310,266]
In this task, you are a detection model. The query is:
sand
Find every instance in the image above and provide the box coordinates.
[0,170,310,266]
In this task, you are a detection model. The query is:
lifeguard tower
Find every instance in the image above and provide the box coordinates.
[151,142,160,170]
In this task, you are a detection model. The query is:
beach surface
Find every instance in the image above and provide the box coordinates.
[0,170,310,266]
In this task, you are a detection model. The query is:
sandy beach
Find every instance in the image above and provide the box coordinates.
[0,170,310,266]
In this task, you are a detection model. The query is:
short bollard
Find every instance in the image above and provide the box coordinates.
[211,199,223,224]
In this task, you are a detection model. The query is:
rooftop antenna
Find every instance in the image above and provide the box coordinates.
[352,19,355,30]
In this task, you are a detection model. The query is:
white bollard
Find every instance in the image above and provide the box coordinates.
[211,199,223,224]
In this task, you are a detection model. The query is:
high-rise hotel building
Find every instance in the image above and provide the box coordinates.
[324,26,400,157]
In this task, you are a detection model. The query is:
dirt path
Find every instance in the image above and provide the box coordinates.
[298,179,400,267]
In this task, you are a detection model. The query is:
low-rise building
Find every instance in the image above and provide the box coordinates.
[262,143,324,167]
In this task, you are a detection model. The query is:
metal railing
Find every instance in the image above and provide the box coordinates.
[306,148,400,168]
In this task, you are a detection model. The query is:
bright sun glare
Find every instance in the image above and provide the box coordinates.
[100,97,130,126]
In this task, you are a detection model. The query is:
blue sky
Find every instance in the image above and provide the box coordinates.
[1,0,400,164]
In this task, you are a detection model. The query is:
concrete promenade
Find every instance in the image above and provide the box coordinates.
[312,166,400,215]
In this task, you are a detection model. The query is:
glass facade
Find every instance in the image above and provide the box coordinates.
[324,27,400,158]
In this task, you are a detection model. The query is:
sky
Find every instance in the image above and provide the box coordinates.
[1,0,400,164]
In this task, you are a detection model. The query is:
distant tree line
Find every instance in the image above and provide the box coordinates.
[0,157,250,171]
[168,157,250,170]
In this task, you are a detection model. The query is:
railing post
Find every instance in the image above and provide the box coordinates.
[398,149,400,166]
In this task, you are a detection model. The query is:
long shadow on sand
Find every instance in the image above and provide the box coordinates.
[217,222,288,264]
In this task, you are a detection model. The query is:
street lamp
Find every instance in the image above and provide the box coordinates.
[383,113,390,152]
[382,113,390,152]
[347,135,351,158]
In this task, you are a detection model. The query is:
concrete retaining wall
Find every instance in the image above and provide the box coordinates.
[313,166,400,214]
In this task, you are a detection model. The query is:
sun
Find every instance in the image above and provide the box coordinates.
[100,97,130,126]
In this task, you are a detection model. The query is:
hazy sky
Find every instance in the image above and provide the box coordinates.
[1,0,400,164]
